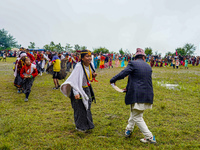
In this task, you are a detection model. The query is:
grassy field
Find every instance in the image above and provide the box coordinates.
[0,57,199,150]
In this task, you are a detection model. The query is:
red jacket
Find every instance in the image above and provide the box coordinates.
[36,54,41,62]
[27,53,35,63]
[20,64,38,79]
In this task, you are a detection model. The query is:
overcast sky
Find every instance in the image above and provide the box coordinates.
[1,0,200,55]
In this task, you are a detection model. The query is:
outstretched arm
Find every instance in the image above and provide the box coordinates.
[110,62,134,84]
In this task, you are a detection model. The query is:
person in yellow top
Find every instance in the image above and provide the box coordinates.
[52,55,61,89]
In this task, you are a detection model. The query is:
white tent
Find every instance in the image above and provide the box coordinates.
[11,48,19,51]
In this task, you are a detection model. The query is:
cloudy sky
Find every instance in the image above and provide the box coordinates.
[1,0,200,55]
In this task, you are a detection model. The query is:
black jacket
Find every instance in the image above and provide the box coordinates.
[110,59,154,105]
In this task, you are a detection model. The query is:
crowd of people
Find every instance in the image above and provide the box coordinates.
[8,47,200,102]
[148,54,199,69]
[3,46,199,144]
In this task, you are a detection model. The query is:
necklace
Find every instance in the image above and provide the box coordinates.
[25,64,32,75]
[83,65,92,81]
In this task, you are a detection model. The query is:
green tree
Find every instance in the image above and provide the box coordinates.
[50,41,55,47]
[65,43,74,52]
[93,47,109,54]
[55,43,64,52]
[165,51,174,56]
[183,43,196,55]
[81,46,87,50]
[0,28,18,50]
[43,44,50,51]
[124,49,130,54]
[175,47,185,56]
[43,41,55,51]
[175,43,196,56]
[28,42,35,49]
[144,47,153,55]
[119,48,124,55]
[74,44,80,51]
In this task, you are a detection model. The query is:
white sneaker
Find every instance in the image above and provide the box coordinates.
[75,127,86,133]
[24,98,28,102]
[140,136,156,144]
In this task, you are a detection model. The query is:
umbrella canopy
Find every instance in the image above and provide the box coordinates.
[11,48,19,51]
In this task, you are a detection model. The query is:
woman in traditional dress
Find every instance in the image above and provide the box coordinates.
[155,59,159,67]
[196,57,199,66]
[109,56,113,68]
[93,54,98,69]
[20,57,38,102]
[160,59,163,67]
[164,58,168,67]
[150,56,155,67]
[104,55,109,68]
[185,57,188,69]
[172,58,176,69]
[115,55,119,67]
[14,52,27,93]
[61,50,97,132]
[121,55,125,67]
[176,58,179,69]
[99,54,105,69]
[192,56,196,66]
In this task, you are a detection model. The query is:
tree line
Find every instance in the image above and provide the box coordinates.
[0,28,197,56]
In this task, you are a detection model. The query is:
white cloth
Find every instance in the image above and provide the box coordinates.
[14,53,27,77]
[14,58,20,77]
[23,64,36,76]
[60,62,94,110]
[92,55,94,63]
[132,103,152,110]
[61,54,65,60]
[73,65,91,95]
[126,108,153,139]
[40,54,49,69]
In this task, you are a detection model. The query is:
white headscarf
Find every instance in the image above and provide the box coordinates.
[14,53,27,77]
[60,62,94,110]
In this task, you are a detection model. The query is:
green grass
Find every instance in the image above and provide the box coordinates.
[0,58,199,150]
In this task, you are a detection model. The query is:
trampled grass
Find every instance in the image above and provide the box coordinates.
[0,58,199,150]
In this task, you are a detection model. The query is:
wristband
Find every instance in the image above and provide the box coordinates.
[31,75,33,78]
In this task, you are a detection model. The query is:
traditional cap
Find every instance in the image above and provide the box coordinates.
[81,50,91,55]
[81,50,91,59]
[135,48,146,57]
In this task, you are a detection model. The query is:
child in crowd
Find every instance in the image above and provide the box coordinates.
[20,57,38,102]
[160,59,163,67]
[155,59,159,67]
[176,58,179,69]
[172,58,175,69]
[164,58,168,67]
[109,56,113,68]
[14,53,27,93]
[115,55,119,67]
[185,57,188,69]
[52,55,61,89]
[3,52,6,62]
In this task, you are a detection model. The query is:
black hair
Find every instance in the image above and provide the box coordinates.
[135,55,146,59]
[81,50,90,60]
